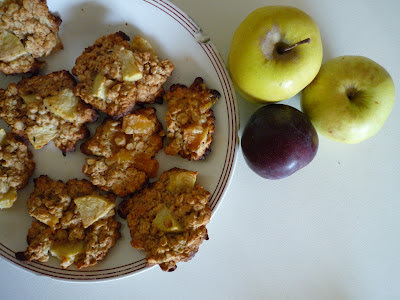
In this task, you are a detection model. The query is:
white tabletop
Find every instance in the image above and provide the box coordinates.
[1,0,400,299]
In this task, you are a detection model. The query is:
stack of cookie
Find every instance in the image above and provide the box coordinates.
[0,0,220,272]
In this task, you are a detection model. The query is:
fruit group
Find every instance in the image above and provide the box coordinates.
[228,6,323,103]
[301,56,395,144]
[241,104,318,179]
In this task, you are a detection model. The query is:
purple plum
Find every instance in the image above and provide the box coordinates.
[241,104,318,179]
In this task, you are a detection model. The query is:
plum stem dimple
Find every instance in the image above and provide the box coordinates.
[277,38,311,54]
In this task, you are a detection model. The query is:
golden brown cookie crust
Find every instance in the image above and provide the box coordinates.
[0,0,63,75]
[0,70,98,154]
[72,31,174,118]
[0,131,35,207]
[18,175,121,269]
[164,77,220,161]
[81,107,164,197]
[81,107,164,158]
[120,168,211,271]
[27,175,103,229]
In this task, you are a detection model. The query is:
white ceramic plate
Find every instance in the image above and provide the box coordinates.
[0,0,239,281]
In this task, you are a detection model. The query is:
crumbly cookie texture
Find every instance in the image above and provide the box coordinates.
[72,32,174,118]
[0,0,63,75]
[0,129,35,209]
[81,107,164,197]
[119,168,211,272]
[16,175,121,269]
[164,77,220,161]
[0,70,98,154]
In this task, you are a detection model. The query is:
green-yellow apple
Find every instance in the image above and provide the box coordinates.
[301,55,395,144]
[228,6,323,103]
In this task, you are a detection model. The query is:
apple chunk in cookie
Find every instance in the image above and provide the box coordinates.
[0,129,35,209]
[0,0,63,75]
[17,175,120,269]
[81,107,164,197]
[0,71,98,154]
[164,77,220,161]
[72,32,174,118]
[118,168,211,272]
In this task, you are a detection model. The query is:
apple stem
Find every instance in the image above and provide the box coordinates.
[277,38,311,54]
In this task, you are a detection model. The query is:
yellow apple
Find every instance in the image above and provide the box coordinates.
[228,6,323,103]
[301,56,395,144]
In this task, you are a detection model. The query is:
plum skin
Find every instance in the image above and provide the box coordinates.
[241,104,319,179]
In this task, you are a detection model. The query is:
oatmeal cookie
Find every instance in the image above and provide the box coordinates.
[17,175,121,269]
[119,168,211,272]
[0,0,62,75]
[0,70,98,154]
[81,107,164,197]
[164,77,220,160]
[72,32,174,118]
[0,128,35,209]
